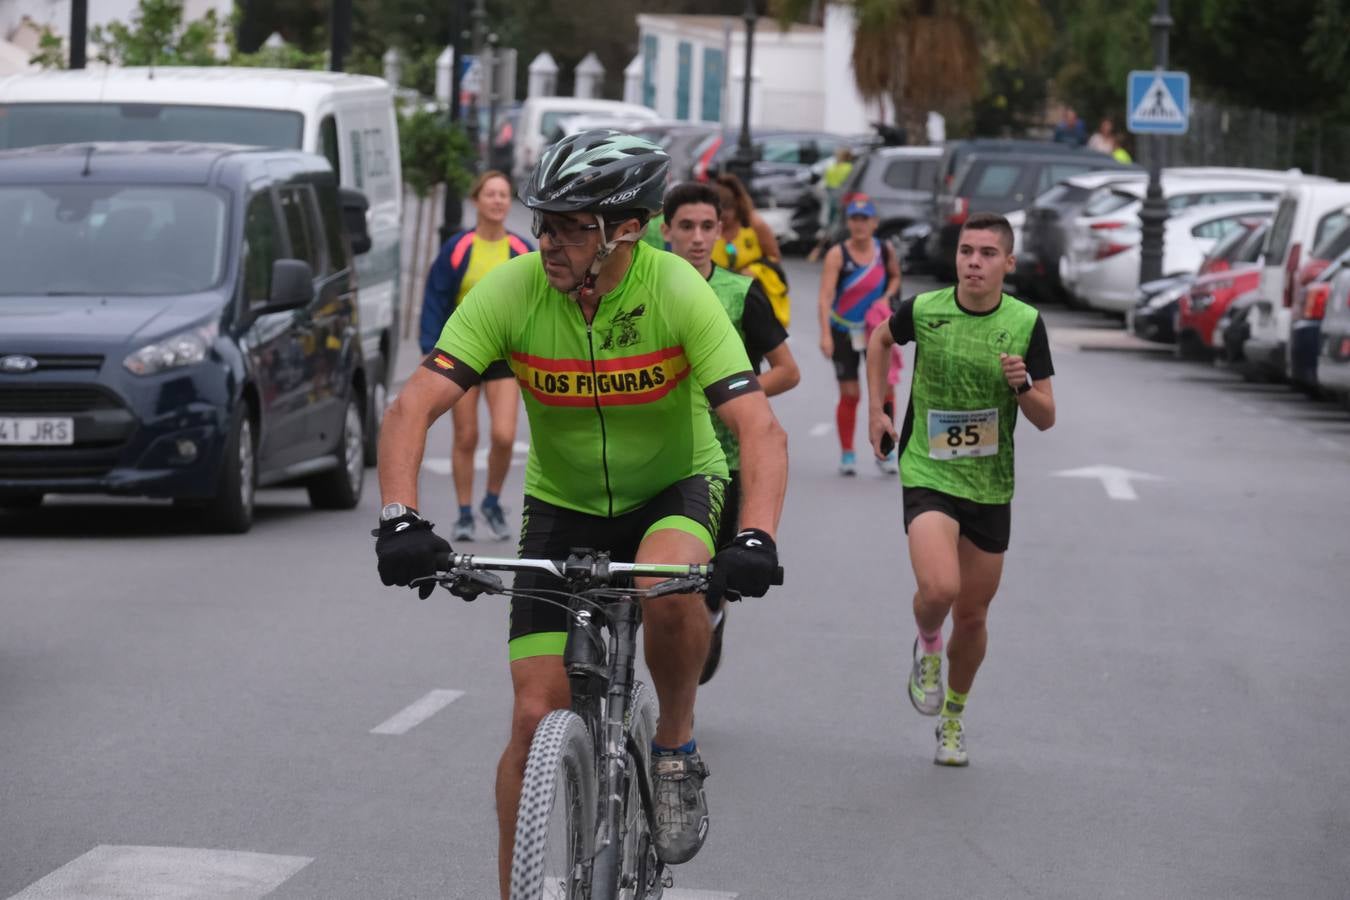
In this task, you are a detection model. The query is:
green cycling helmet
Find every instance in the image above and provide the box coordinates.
[524,129,670,218]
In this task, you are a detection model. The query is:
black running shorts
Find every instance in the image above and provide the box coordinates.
[902,485,1011,554]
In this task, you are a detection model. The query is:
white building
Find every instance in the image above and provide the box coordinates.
[634,5,891,136]
[1,0,233,69]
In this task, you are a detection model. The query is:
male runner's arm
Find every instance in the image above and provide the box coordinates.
[742,285,799,397]
[716,393,787,534]
[817,245,842,359]
[1001,315,1056,431]
[759,343,799,397]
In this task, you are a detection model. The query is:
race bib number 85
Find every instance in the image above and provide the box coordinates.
[927,408,998,459]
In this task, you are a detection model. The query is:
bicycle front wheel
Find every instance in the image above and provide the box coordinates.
[511,709,597,900]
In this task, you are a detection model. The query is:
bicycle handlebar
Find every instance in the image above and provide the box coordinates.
[433,553,784,587]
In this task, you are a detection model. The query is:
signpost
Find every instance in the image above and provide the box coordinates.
[1127,70,1190,136]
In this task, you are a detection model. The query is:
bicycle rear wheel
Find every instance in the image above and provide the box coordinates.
[511,710,597,900]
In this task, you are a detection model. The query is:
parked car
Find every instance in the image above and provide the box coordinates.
[1217,289,1263,368]
[1021,169,1147,301]
[931,138,1110,196]
[0,66,403,463]
[1316,269,1350,404]
[0,143,372,532]
[631,122,718,185]
[1132,213,1271,344]
[1243,180,1350,381]
[1175,221,1269,359]
[1072,199,1275,314]
[513,96,658,182]
[827,144,941,247]
[1060,173,1305,311]
[1287,223,1350,393]
[926,146,1124,276]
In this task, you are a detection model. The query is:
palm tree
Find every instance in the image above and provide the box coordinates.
[775,0,1050,139]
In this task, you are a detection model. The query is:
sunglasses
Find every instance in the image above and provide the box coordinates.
[531,212,601,247]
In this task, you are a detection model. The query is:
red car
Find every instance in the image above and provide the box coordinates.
[1176,221,1269,360]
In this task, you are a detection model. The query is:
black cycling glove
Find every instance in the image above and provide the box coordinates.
[374,514,451,599]
[708,528,779,605]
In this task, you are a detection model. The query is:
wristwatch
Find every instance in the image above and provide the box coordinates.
[1015,374,1034,396]
[380,502,419,522]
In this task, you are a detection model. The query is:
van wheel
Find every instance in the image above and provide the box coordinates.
[362,379,387,467]
[202,405,256,534]
[308,397,364,510]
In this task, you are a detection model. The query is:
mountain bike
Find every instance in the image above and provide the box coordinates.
[424,549,781,900]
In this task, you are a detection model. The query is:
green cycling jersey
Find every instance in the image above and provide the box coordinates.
[428,241,757,517]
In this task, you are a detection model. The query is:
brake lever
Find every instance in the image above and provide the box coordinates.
[448,569,504,602]
[644,576,707,599]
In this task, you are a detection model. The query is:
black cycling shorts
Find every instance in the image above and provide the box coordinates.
[831,326,865,382]
[507,474,728,659]
[902,485,1011,555]
[715,470,742,552]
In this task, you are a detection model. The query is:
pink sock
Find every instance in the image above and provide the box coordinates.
[919,628,942,654]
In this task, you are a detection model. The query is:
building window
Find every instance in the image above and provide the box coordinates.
[676,42,692,121]
[701,47,723,123]
[642,34,659,110]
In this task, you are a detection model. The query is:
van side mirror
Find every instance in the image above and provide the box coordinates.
[340,187,372,256]
[259,259,314,313]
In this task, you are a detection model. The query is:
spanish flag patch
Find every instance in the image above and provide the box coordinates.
[431,350,455,371]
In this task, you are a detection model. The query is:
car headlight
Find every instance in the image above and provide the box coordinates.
[124,322,218,376]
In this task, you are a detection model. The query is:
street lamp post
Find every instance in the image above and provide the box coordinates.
[330,0,351,72]
[69,0,87,69]
[726,0,758,185]
[1138,0,1173,285]
[441,2,469,243]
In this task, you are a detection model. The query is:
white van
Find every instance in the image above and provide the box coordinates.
[514,97,658,182]
[0,67,402,460]
[1245,179,1350,380]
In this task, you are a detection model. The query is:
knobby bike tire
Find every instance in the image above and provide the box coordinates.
[510,710,597,900]
[593,681,660,900]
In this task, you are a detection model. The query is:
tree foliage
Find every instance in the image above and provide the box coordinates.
[399,108,474,198]
[90,0,222,67]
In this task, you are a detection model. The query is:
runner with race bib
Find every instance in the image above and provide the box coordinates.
[865,211,1056,766]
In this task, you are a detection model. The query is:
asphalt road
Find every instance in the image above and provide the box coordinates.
[3,253,1349,899]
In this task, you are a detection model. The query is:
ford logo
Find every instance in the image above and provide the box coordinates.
[0,355,38,374]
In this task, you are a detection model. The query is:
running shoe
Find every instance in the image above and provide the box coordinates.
[699,604,726,685]
[908,638,943,716]
[451,515,475,542]
[480,500,511,541]
[839,450,857,476]
[651,748,710,864]
[877,450,899,475]
[935,716,969,766]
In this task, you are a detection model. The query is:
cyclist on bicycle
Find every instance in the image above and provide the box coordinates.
[373,130,788,896]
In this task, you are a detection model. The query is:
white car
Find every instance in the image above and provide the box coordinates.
[513,97,659,182]
[1243,180,1350,379]
[1070,199,1276,313]
[1059,169,1325,302]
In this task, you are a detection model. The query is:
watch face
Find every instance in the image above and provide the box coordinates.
[381,502,407,521]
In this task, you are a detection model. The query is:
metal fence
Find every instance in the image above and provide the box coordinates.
[1134,99,1350,180]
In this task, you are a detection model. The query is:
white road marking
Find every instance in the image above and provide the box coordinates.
[544,883,734,900]
[7,845,311,899]
[1053,465,1164,501]
[370,689,465,735]
[808,422,832,437]
[422,441,530,475]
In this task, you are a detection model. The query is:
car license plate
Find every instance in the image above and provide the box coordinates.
[0,417,74,445]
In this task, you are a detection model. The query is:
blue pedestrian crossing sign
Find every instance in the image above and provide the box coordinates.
[1127,70,1190,135]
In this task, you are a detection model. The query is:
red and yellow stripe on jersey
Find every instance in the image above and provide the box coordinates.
[510,346,690,407]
